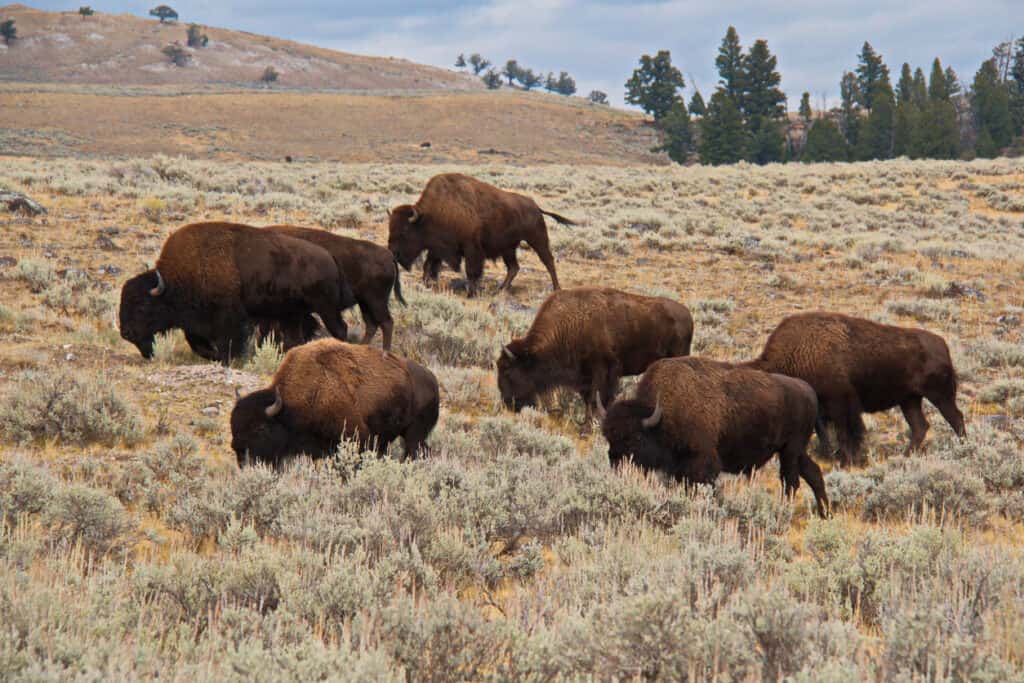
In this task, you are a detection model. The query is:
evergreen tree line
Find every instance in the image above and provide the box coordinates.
[456,53,576,95]
[626,30,1024,165]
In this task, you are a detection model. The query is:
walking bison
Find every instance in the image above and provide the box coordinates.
[388,173,574,295]
[746,311,966,466]
[231,339,439,466]
[118,222,354,363]
[496,287,693,418]
[599,357,830,519]
[265,225,405,350]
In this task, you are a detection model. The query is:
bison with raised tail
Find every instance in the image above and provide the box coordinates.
[231,339,439,466]
[496,287,693,418]
[599,357,830,519]
[118,222,354,363]
[388,173,574,296]
[746,311,966,466]
[264,225,405,350]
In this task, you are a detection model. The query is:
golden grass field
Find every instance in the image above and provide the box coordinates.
[1,154,1024,679]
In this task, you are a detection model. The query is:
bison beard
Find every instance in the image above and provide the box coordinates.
[118,222,351,364]
[745,311,966,467]
[387,173,571,296]
[599,357,830,519]
[230,339,439,466]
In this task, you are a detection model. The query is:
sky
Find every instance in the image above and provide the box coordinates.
[28,1,1020,108]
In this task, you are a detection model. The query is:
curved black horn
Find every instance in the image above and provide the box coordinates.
[594,392,607,421]
[641,399,663,429]
[265,387,283,418]
[149,269,166,296]
[502,345,516,362]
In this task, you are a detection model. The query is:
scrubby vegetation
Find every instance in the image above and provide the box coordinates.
[0,156,1022,678]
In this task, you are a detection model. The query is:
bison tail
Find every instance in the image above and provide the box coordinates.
[392,259,407,306]
[540,209,577,226]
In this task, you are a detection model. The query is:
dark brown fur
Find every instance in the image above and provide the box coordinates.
[496,287,693,418]
[118,222,350,363]
[601,357,830,518]
[231,339,439,466]
[746,311,966,466]
[388,173,573,295]
[266,225,404,350]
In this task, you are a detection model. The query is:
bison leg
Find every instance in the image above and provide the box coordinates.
[312,304,349,343]
[422,255,442,285]
[498,249,520,291]
[815,416,836,459]
[899,396,930,455]
[360,320,378,345]
[798,453,830,519]
[526,226,560,291]
[927,392,967,439]
[829,395,866,468]
[184,331,219,361]
[464,243,485,297]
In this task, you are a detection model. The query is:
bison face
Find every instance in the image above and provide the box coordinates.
[496,341,540,412]
[230,388,293,467]
[387,204,427,270]
[118,271,174,359]
[601,399,667,469]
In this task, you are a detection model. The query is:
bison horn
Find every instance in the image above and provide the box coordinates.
[408,207,420,224]
[149,269,166,297]
[502,345,516,362]
[642,399,663,429]
[594,392,607,421]
[265,388,283,418]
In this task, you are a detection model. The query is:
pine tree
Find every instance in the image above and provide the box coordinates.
[519,69,542,91]
[802,118,848,162]
[928,59,948,101]
[555,71,576,96]
[911,68,928,107]
[715,27,746,104]
[972,58,1013,156]
[482,69,502,89]
[699,91,748,165]
[455,54,467,69]
[624,50,686,121]
[741,38,786,164]
[688,91,706,117]
[945,66,961,97]
[855,42,890,110]
[839,71,861,150]
[468,54,491,76]
[1011,38,1024,136]
[0,19,16,45]
[657,102,694,164]
[799,92,812,122]
[855,87,895,159]
[502,60,520,86]
[918,58,960,159]
[892,99,917,157]
[896,63,914,105]
[544,72,557,93]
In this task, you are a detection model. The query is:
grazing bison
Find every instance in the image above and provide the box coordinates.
[746,311,966,466]
[230,339,439,466]
[496,287,693,417]
[265,225,405,350]
[388,172,574,295]
[599,357,830,519]
[118,222,354,363]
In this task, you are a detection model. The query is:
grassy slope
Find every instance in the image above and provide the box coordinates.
[0,85,663,164]
[1,157,1023,678]
[0,4,481,90]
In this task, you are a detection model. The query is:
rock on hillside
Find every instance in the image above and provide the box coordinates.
[0,4,482,90]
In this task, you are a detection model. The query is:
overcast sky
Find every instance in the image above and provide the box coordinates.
[30,1,1018,108]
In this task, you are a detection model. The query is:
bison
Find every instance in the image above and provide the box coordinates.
[265,225,405,350]
[388,172,574,296]
[231,339,439,466]
[746,311,966,466]
[118,222,354,363]
[598,357,830,519]
[496,287,693,418]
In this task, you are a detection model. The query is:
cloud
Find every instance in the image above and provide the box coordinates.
[32,0,1017,107]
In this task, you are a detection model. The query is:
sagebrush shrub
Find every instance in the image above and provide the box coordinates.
[0,369,142,446]
[46,484,135,560]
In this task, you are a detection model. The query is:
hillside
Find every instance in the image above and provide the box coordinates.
[0,4,481,90]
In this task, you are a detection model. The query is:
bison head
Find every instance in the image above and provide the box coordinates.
[496,340,544,411]
[599,397,667,469]
[387,204,427,270]
[118,270,174,359]
[230,387,293,467]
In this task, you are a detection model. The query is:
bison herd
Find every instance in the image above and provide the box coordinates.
[118,173,967,519]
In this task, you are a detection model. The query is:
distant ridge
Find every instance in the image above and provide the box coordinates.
[0,4,483,91]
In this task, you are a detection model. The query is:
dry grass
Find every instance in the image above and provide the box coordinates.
[1,155,1023,679]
